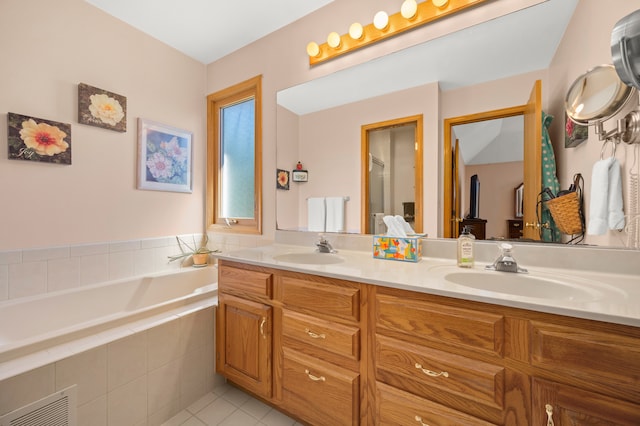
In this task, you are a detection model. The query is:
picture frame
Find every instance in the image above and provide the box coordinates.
[137,118,192,193]
[292,169,308,182]
[277,169,290,190]
[78,83,127,132]
[7,112,72,164]
[564,112,588,148]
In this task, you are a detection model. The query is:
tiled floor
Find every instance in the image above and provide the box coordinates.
[163,382,304,426]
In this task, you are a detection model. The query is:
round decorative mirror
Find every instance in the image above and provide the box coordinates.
[565,64,636,125]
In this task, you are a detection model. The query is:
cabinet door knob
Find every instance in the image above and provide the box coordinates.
[414,415,430,426]
[414,363,449,378]
[304,369,326,382]
[304,328,326,339]
[545,404,555,426]
[259,317,267,339]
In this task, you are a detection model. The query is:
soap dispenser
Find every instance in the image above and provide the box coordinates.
[457,226,475,268]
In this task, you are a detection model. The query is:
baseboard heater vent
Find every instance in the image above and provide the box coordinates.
[0,385,77,426]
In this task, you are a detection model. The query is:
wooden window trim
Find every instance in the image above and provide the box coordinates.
[207,75,262,234]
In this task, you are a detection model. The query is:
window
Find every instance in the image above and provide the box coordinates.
[207,75,262,234]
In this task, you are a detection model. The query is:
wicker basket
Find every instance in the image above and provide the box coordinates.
[545,191,583,235]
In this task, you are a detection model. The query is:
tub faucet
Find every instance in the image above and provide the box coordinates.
[316,235,336,253]
[485,243,527,273]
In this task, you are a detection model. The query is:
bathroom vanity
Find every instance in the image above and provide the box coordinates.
[215,244,640,425]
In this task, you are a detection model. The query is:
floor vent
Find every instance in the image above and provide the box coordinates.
[0,385,77,426]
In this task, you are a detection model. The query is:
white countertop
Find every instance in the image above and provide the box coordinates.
[216,243,640,327]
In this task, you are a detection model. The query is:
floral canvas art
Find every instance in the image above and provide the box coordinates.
[137,118,192,193]
[277,169,289,190]
[7,112,72,164]
[565,113,588,148]
[78,83,127,132]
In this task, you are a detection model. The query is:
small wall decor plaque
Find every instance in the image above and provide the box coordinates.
[277,169,290,190]
[564,112,588,148]
[137,118,192,193]
[78,83,127,132]
[7,112,72,164]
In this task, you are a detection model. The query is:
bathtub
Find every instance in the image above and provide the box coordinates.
[0,265,218,379]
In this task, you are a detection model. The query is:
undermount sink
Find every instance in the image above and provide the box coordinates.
[444,272,601,301]
[272,252,345,265]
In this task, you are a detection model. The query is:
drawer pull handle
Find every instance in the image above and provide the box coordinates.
[545,404,555,426]
[304,328,326,339]
[304,369,326,382]
[414,363,449,378]
[414,415,430,426]
[260,317,267,339]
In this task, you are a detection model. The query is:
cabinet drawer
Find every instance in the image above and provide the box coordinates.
[376,291,504,356]
[282,309,360,361]
[376,335,505,410]
[530,321,640,401]
[277,275,360,322]
[282,349,359,426]
[376,382,497,426]
[219,264,272,298]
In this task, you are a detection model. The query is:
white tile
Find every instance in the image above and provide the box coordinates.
[148,395,181,426]
[8,261,47,299]
[108,251,135,280]
[260,409,297,426]
[77,395,107,426]
[141,237,173,249]
[181,417,206,426]
[180,349,210,408]
[147,317,182,370]
[186,392,218,415]
[134,247,161,276]
[179,307,214,355]
[161,409,192,426]
[78,253,109,286]
[219,409,260,426]
[47,257,80,292]
[22,246,69,262]
[194,397,237,425]
[240,397,272,421]
[107,333,147,391]
[147,359,181,415]
[55,347,107,405]
[221,386,251,407]
[107,375,147,426]
[0,265,8,301]
[70,242,109,257]
[0,250,21,265]
[110,240,141,253]
[0,365,55,415]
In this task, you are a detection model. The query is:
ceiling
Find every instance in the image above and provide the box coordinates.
[84,0,334,64]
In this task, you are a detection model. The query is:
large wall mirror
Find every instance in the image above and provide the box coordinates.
[276,0,640,250]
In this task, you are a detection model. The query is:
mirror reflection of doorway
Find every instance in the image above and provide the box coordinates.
[361,115,423,234]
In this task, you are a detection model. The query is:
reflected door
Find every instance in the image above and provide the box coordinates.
[369,155,385,232]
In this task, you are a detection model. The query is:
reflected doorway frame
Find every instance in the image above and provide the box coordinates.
[361,114,423,234]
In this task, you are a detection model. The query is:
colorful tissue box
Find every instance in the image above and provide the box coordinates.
[372,236,422,262]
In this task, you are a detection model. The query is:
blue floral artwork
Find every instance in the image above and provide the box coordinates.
[137,118,192,193]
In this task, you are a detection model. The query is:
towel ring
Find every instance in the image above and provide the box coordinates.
[600,139,617,159]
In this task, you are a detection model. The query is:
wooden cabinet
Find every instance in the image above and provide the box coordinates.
[507,219,523,239]
[459,218,487,240]
[217,259,640,426]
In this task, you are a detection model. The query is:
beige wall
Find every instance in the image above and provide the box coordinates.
[0,0,206,250]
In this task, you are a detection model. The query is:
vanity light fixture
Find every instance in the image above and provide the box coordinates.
[307,0,491,66]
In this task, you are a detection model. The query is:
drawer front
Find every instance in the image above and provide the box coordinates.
[376,291,504,356]
[219,264,272,298]
[282,349,360,426]
[282,309,360,361]
[531,321,640,401]
[376,382,497,426]
[277,275,360,322]
[376,335,505,410]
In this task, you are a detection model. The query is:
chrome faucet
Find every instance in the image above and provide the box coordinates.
[316,235,336,253]
[485,243,527,273]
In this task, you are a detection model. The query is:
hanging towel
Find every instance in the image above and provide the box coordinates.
[540,112,562,242]
[307,197,326,232]
[325,197,346,233]
[588,157,625,234]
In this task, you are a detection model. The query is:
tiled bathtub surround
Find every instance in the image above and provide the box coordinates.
[0,233,271,302]
[0,306,221,426]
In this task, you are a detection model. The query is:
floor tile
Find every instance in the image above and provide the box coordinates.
[218,409,261,426]
[195,397,238,425]
[239,397,272,420]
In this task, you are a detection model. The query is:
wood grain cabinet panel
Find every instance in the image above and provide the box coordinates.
[376,382,497,426]
[282,349,360,426]
[218,263,272,299]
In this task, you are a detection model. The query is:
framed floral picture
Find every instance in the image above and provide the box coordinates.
[78,83,127,132]
[564,112,588,148]
[137,118,192,193]
[7,112,72,164]
[277,169,289,190]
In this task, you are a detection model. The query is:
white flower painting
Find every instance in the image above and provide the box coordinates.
[78,83,127,132]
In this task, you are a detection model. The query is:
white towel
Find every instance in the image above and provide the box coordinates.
[325,197,346,233]
[307,197,326,232]
[587,157,625,235]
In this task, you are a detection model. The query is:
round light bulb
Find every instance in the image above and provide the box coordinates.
[306,41,320,58]
[401,0,418,19]
[433,0,449,7]
[373,11,389,30]
[349,22,364,40]
[327,31,341,49]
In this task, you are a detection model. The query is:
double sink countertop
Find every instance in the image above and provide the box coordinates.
[215,243,640,328]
